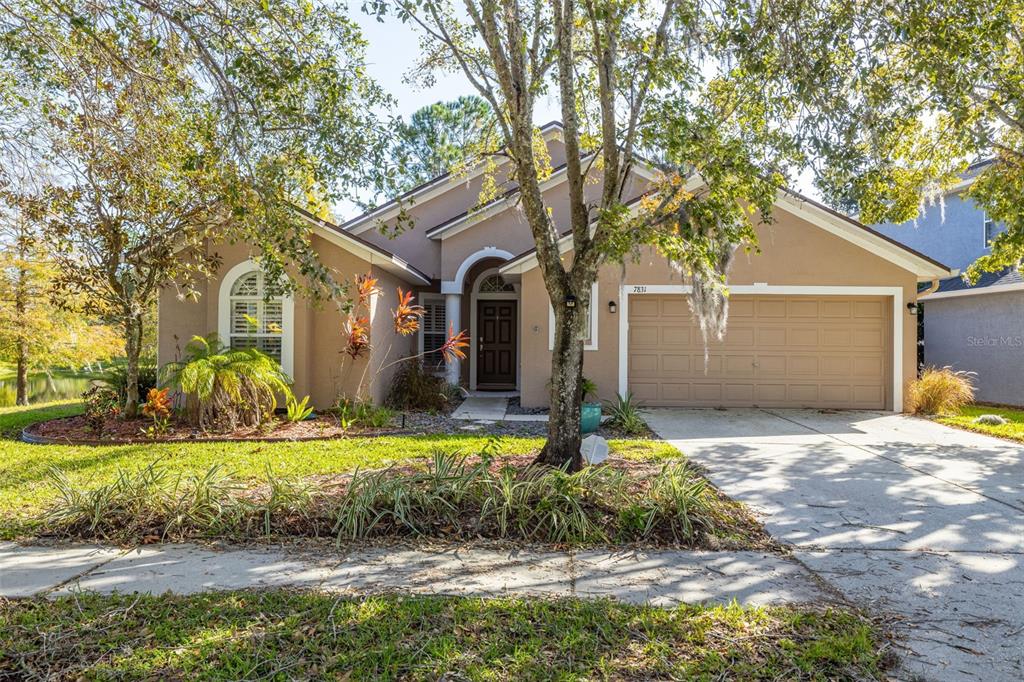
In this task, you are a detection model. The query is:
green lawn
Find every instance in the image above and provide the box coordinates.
[0,591,886,680]
[0,402,681,540]
[936,404,1024,443]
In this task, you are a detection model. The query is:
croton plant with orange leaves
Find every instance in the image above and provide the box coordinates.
[341,273,468,366]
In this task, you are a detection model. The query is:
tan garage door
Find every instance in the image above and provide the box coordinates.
[628,294,890,409]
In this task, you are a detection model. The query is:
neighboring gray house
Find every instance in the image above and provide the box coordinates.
[873,160,1024,406]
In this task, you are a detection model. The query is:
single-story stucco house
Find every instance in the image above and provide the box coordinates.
[158,122,951,411]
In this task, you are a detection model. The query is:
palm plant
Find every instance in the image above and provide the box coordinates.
[161,333,292,431]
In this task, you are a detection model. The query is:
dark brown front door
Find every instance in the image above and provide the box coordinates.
[477,299,517,389]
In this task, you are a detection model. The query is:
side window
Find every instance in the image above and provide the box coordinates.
[984,212,1005,246]
[420,296,447,371]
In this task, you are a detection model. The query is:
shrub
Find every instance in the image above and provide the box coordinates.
[43,462,244,541]
[160,334,292,431]
[102,363,158,406]
[581,377,598,403]
[81,385,120,436]
[908,366,976,415]
[605,392,647,435]
[140,387,172,438]
[385,360,454,412]
[332,398,395,430]
[285,395,314,423]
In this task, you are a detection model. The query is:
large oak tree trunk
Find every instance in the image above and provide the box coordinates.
[535,302,586,471]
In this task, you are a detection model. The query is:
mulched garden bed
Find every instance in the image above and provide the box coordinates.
[21,410,558,445]
[22,413,380,445]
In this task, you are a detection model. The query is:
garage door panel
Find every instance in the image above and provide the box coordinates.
[692,384,722,402]
[725,355,755,376]
[730,298,755,317]
[853,328,883,348]
[629,326,659,347]
[628,294,888,409]
[757,327,787,346]
[788,300,819,317]
[757,299,787,317]
[723,328,756,347]
[853,356,883,377]
[630,353,659,375]
[757,355,787,376]
[756,384,787,402]
[821,356,852,376]
[662,354,691,373]
[789,355,819,375]
[822,300,852,317]
[854,385,884,405]
[789,328,820,346]
[661,298,690,316]
[789,384,820,403]
[631,298,661,317]
[854,300,883,318]
[662,326,691,346]
[724,384,755,402]
[822,328,852,347]
[661,383,691,402]
[820,385,852,403]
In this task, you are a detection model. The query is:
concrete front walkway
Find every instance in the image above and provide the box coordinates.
[0,541,832,606]
[646,408,1024,682]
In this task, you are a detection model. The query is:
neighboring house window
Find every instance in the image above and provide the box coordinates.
[420,295,447,371]
[984,212,1004,246]
[227,271,284,362]
[548,282,599,351]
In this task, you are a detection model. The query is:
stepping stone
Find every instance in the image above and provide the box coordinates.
[452,397,508,421]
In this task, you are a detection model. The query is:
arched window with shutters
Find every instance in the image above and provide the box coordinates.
[218,260,294,377]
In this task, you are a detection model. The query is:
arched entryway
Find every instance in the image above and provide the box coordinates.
[469,267,520,390]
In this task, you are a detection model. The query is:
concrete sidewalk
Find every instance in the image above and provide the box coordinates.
[0,541,834,606]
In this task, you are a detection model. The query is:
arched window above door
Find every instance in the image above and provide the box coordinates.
[478,274,515,293]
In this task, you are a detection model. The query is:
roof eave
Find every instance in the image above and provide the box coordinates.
[293,209,431,285]
[501,188,952,281]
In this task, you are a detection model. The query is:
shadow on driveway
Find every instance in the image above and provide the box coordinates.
[647,407,1024,682]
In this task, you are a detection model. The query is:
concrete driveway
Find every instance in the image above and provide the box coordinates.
[646,408,1024,682]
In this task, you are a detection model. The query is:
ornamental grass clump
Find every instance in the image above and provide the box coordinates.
[44,462,245,541]
[42,452,731,548]
[160,333,292,431]
[908,366,976,415]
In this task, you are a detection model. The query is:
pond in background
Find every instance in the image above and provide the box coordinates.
[0,374,97,407]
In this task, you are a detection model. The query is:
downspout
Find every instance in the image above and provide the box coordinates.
[917,277,941,298]
[917,268,958,300]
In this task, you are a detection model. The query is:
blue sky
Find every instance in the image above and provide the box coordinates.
[344,7,818,218]
[353,9,563,122]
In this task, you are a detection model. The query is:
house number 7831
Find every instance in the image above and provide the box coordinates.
[631,286,647,294]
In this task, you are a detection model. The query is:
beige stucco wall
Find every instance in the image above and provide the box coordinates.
[367,264,419,404]
[439,171,650,282]
[518,208,920,411]
[353,136,570,280]
[157,235,416,409]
